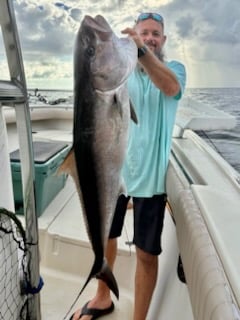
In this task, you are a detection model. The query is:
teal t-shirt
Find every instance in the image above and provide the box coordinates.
[122,60,186,197]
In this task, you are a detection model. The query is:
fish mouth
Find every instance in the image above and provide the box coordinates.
[80,15,137,92]
[83,15,113,41]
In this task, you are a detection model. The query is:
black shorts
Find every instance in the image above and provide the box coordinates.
[109,194,167,255]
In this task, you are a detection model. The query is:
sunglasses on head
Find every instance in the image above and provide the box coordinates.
[136,13,164,24]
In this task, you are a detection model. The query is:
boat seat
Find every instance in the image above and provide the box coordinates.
[167,160,240,320]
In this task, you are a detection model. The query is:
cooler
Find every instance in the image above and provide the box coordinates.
[10,141,71,216]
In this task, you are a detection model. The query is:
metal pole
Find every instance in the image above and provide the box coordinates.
[15,105,41,320]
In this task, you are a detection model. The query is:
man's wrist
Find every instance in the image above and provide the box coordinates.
[137,45,148,58]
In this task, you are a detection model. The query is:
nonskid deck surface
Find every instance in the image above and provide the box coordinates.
[18,177,135,320]
[41,267,133,320]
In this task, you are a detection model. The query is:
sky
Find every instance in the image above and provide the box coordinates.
[0,0,240,89]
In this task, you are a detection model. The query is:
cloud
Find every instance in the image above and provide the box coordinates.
[24,59,72,79]
[175,14,195,38]
[0,0,238,87]
[69,8,82,21]
[162,0,240,43]
[54,2,71,11]
[160,0,240,69]
[14,1,78,58]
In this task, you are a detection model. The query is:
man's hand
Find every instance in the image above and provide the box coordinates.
[121,27,144,48]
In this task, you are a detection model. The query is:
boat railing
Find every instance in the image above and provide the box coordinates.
[0,0,41,319]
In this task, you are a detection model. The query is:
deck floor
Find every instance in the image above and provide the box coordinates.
[40,267,133,320]
[19,177,136,320]
[13,131,191,320]
[16,168,192,320]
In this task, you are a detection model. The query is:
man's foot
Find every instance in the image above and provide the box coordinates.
[69,300,114,320]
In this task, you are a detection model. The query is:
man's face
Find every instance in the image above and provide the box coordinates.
[135,19,166,58]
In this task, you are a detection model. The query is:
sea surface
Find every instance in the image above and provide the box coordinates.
[28,87,240,174]
[186,88,240,174]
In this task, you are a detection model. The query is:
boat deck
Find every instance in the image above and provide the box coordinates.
[11,128,192,320]
[7,119,239,320]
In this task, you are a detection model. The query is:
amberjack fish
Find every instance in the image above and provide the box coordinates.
[59,15,138,299]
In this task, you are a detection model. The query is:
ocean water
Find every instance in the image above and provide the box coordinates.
[186,88,240,173]
[28,87,240,173]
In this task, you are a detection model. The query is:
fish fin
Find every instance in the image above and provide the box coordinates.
[57,148,75,176]
[130,99,138,124]
[114,93,123,119]
[96,258,119,299]
[79,258,119,299]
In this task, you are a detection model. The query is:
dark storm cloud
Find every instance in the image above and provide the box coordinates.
[161,0,240,67]
[165,0,240,44]
[175,15,195,38]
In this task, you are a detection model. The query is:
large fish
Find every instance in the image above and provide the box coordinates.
[59,15,137,299]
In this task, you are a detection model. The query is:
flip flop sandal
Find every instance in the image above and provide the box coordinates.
[69,301,115,320]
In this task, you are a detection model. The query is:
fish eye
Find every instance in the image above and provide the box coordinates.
[86,46,95,57]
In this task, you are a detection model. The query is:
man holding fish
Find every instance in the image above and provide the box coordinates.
[70,11,186,320]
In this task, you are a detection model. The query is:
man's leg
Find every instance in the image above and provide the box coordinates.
[71,238,117,320]
[71,195,129,319]
[134,247,158,320]
[132,195,166,320]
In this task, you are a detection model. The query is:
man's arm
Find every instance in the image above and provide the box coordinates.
[122,27,180,97]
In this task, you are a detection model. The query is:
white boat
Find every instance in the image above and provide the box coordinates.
[1,1,240,319]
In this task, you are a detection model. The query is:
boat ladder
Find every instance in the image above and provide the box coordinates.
[0,0,41,319]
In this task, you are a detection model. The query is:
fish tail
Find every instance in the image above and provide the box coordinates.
[96,258,119,299]
[78,258,119,299]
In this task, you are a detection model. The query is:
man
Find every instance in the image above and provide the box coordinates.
[71,12,186,320]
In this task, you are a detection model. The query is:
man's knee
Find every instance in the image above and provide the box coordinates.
[136,247,157,265]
